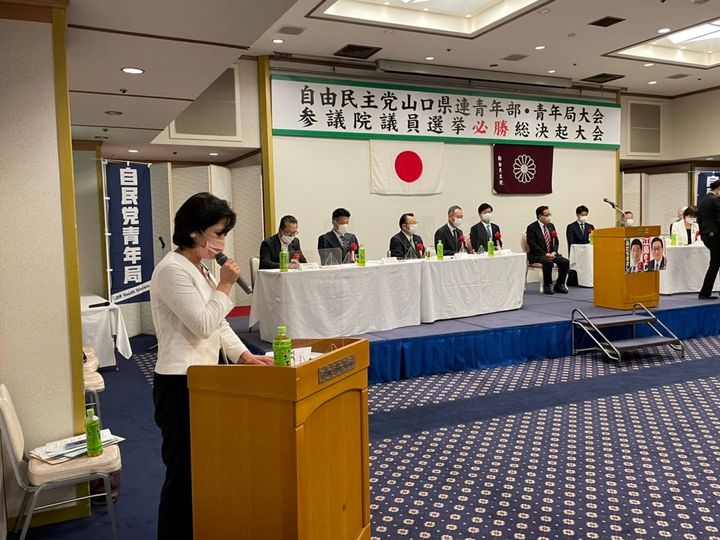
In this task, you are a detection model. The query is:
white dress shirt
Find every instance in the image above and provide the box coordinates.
[150,251,248,375]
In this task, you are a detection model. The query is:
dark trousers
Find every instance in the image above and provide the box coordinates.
[530,255,569,286]
[700,236,720,296]
[153,373,193,540]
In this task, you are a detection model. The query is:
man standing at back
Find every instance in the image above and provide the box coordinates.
[526,205,569,295]
[698,179,720,299]
[317,208,360,265]
[434,205,465,256]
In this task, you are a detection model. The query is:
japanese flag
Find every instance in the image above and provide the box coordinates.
[370,140,444,195]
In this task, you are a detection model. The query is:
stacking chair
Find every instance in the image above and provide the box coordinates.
[0,383,121,540]
[82,346,99,373]
[83,371,105,422]
[249,256,260,290]
[521,233,558,292]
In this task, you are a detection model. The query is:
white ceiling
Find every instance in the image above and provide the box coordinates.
[67,0,720,163]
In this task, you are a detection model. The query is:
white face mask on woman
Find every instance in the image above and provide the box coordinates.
[685,217,697,225]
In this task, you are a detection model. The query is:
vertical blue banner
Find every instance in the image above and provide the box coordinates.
[697,171,720,205]
[106,163,154,304]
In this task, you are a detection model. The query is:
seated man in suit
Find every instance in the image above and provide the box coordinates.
[470,203,502,253]
[566,205,594,249]
[646,237,667,271]
[627,238,646,272]
[433,205,465,256]
[317,207,360,265]
[259,214,307,269]
[389,213,424,259]
[526,205,570,295]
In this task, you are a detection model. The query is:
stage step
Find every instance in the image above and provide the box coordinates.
[572,303,684,362]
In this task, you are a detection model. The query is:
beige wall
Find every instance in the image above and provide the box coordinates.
[73,149,105,296]
[672,88,720,160]
[0,17,76,515]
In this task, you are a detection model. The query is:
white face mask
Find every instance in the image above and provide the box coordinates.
[453,217,463,228]
[578,215,587,223]
[408,224,418,233]
[543,216,552,224]
[336,223,349,235]
[686,217,697,225]
[626,218,634,226]
[481,213,492,224]
[280,234,294,245]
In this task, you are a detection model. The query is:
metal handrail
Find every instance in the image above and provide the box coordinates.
[571,308,621,361]
[632,303,685,356]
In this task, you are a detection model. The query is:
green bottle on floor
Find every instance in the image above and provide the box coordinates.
[273,326,292,366]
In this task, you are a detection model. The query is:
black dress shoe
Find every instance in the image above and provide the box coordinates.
[698,294,718,300]
[543,286,555,295]
[554,284,569,294]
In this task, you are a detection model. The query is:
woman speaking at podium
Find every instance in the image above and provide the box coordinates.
[150,192,273,540]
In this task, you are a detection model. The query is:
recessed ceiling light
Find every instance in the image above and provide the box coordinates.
[648,80,657,85]
[707,157,714,160]
[104,110,122,115]
[128,149,139,153]
[272,38,285,44]
[121,67,144,75]
[644,63,654,67]
[538,8,551,14]
[425,56,435,61]
[680,46,686,50]
[209,152,220,156]
[658,28,671,34]
[383,1,389,4]
[422,7,429,11]
[465,14,471,18]
[534,45,546,50]
[547,69,556,74]
[708,50,714,54]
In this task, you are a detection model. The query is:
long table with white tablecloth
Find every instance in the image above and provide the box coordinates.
[569,244,594,287]
[660,244,720,294]
[80,294,133,368]
[249,253,527,341]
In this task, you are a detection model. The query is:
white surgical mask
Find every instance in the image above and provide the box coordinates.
[453,218,463,227]
[336,223,349,235]
[686,217,697,225]
[408,224,418,233]
[626,218,634,226]
[578,215,587,223]
[481,213,492,224]
[280,234,294,245]
[543,216,552,224]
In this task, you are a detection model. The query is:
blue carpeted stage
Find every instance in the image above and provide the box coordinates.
[231,285,720,384]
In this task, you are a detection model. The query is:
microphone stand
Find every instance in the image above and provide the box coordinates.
[605,200,628,225]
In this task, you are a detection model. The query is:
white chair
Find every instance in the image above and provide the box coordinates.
[249,256,260,290]
[84,371,105,421]
[520,233,558,292]
[0,383,121,540]
[82,346,99,373]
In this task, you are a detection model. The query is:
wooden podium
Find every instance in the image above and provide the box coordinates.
[592,226,660,309]
[187,338,370,540]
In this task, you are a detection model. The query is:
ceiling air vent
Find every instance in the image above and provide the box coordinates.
[334,44,382,59]
[502,54,528,61]
[277,26,306,35]
[667,73,689,79]
[589,16,625,28]
[581,73,624,84]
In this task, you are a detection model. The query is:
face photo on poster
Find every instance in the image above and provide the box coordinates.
[625,236,666,273]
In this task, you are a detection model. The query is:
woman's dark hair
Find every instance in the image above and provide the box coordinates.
[172,192,236,248]
[683,205,698,218]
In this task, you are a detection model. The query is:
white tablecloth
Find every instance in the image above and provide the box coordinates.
[420,253,527,323]
[249,261,423,341]
[80,295,133,368]
[569,244,594,287]
[660,245,720,294]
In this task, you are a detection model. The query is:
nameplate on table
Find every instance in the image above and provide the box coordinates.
[381,257,398,264]
[318,355,355,384]
[453,252,470,260]
[299,262,320,271]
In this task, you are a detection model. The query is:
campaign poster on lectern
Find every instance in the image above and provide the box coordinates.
[625,236,666,273]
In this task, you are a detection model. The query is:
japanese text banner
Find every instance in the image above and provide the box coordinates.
[106,162,154,304]
[271,75,621,149]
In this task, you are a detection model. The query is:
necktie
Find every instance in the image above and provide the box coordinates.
[543,225,552,252]
[340,234,349,250]
[453,229,459,247]
[486,225,492,241]
[580,223,584,233]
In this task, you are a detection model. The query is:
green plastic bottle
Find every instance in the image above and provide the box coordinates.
[670,232,677,246]
[279,246,289,272]
[487,240,495,256]
[357,245,366,267]
[85,408,103,457]
[436,240,444,260]
[273,326,292,366]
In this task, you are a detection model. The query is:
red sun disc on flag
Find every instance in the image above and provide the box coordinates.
[394,151,423,183]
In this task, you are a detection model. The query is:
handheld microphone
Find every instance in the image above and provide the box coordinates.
[215,252,253,295]
[602,197,616,208]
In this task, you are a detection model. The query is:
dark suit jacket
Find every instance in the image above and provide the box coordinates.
[646,257,666,271]
[566,221,594,248]
[317,230,359,265]
[389,232,424,259]
[259,235,306,269]
[433,223,464,256]
[698,192,720,237]
[526,221,562,263]
[470,222,502,252]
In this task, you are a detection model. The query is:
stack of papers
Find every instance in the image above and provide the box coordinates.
[30,429,124,464]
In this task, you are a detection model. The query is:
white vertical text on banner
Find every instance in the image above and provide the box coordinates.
[370,140,444,195]
[106,163,154,304]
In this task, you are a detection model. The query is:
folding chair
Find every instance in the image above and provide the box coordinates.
[0,383,121,540]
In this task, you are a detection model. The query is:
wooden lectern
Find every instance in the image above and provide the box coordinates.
[188,338,370,540]
[592,226,660,309]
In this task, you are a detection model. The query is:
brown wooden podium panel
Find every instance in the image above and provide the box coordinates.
[592,226,660,309]
[188,338,370,540]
